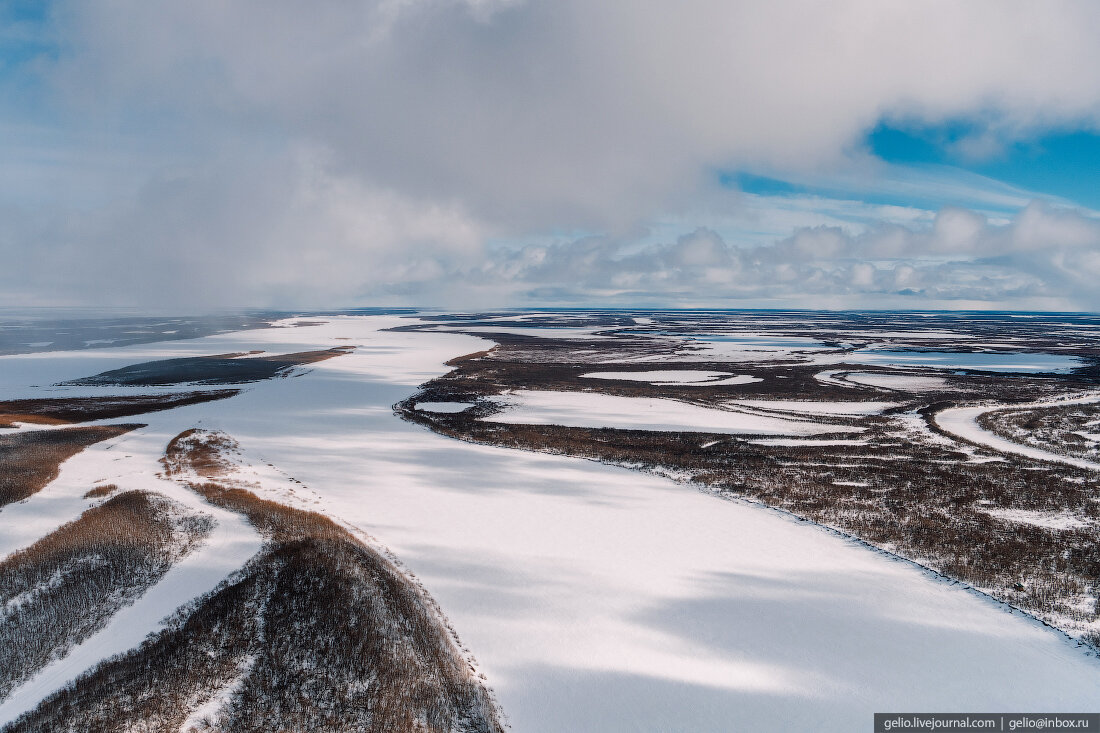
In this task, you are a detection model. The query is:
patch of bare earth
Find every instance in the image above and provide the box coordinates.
[0,490,213,698]
[3,430,503,733]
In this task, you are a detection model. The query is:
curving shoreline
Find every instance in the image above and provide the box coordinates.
[934,393,1100,471]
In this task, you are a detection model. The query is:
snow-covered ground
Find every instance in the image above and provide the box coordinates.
[1,316,1098,731]
[726,399,898,416]
[934,394,1100,472]
[579,370,761,386]
[847,349,1083,373]
[843,373,949,392]
[482,389,862,436]
[977,507,1093,531]
[747,438,871,447]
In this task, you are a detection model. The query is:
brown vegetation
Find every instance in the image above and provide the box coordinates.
[0,490,212,698]
[82,484,119,499]
[0,425,140,507]
[0,391,239,428]
[7,430,504,733]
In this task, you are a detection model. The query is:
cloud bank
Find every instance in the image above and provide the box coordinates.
[405,203,1100,311]
[4,1,1100,309]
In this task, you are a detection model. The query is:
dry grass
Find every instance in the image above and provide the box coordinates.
[82,484,119,499]
[0,490,212,698]
[0,425,140,507]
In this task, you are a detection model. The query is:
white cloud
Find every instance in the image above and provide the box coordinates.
[3,1,1100,308]
[445,203,1100,310]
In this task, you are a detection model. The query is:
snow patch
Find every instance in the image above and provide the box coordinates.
[415,401,476,413]
[728,400,898,416]
[483,390,862,436]
[844,373,948,392]
[978,508,1092,531]
[580,370,760,386]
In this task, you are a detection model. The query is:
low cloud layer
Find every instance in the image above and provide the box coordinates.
[451,203,1100,310]
[4,1,1100,309]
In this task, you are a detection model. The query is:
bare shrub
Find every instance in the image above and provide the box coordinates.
[6,431,503,733]
[0,491,212,698]
[65,347,353,387]
[82,484,120,499]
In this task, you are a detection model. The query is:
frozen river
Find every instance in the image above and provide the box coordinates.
[1,315,1097,731]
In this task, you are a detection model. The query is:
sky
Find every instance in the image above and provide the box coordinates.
[3,0,1100,312]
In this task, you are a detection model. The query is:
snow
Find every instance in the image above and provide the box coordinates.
[813,370,854,389]
[845,350,1083,374]
[1,316,1098,731]
[690,374,763,386]
[658,338,829,364]
[425,325,613,340]
[179,654,255,732]
[977,508,1092,531]
[844,373,948,392]
[747,438,871,447]
[579,370,756,385]
[415,401,476,413]
[835,331,975,340]
[483,390,863,436]
[934,394,1100,472]
[728,400,898,416]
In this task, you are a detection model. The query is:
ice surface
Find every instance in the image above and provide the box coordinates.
[415,401,476,413]
[580,370,758,385]
[483,390,862,436]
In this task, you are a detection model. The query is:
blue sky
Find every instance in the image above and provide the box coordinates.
[3,1,1100,311]
[868,123,1100,210]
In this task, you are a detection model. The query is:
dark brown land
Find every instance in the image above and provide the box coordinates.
[63,346,354,386]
